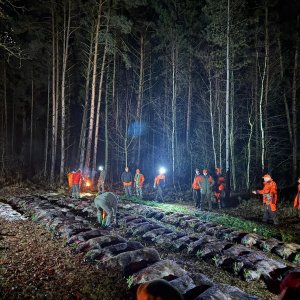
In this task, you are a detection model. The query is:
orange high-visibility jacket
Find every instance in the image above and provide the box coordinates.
[294,183,300,210]
[257,180,278,212]
[134,173,145,188]
[192,175,202,190]
[154,174,165,187]
[67,172,74,187]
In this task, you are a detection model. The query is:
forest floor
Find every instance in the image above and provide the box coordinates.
[0,183,299,300]
[0,185,130,300]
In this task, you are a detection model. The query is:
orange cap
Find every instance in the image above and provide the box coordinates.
[262,174,272,180]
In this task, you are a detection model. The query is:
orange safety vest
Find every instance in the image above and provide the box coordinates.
[154,174,165,187]
[294,183,300,210]
[192,175,201,190]
[67,172,74,187]
[134,174,145,188]
[257,180,278,212]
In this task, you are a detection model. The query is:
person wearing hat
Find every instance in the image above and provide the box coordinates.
[293,177,300,216]
[199,169,215,210]
[192,168,202,209]
[252,174,279,225]
[134,169,145,198]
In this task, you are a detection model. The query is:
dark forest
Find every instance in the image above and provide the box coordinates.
[0,0,299,188]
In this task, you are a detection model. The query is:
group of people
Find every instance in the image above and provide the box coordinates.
[68,166,300,227]
[121,166,166,202]
[192,167,225,211]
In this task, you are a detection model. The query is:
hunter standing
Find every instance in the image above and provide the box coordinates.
[154,169,166,202]
[67,171,75,197]
[252,174,279,225]
[72,169,83,199]
[97,166,106,194]
[121,166,133,197]
[294,177,300,216]
[192,168,202,209]
[134,169,145,198]
[200,169,215,210]
[214,167,225,209]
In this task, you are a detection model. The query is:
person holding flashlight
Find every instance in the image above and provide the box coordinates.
[97,165,106,194]
[154,167,166,202]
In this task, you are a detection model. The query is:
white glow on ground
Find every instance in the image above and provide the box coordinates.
[0,202,27,221]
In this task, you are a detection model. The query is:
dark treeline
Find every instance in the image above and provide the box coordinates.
[0,0,299,190]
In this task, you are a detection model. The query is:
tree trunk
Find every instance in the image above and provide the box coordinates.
[59,0,71,183]
[11,92,14,154]
[44,72,50,177]
[209,67,217,168]
[50,1,57,183]
[92,19,109,179]
[225,0,230,202]
[105,71,109,171]
[278,36,293,145]
[216,76,222,169]
[3,61,7,151]
[136,33,144,166]
[259,6,269,173]
[230,69,236,191]
[186,51,192,151]
[264,4,270,172]
[79,28,94,171]
[246,98,254,190]
[292,15,299,180]
[171,41,178,185]
[29,71,34,168]
[84,0,102,175]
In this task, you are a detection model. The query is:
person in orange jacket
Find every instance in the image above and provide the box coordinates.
[192,168,202,209]
[294,177,300,214]
[72,169,83,199]
[214,167,225,209]
[154,168,166,202]
[134,169,145,198]
[67,171,75,197]
[252,174,279,225]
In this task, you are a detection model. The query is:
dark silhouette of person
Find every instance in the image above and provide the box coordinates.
[136,279,183,300]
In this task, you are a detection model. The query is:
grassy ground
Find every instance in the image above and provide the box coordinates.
[123,195,300,244]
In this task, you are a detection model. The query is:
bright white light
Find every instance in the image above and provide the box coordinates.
[98,165,104,171]
[159,167,166,174]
